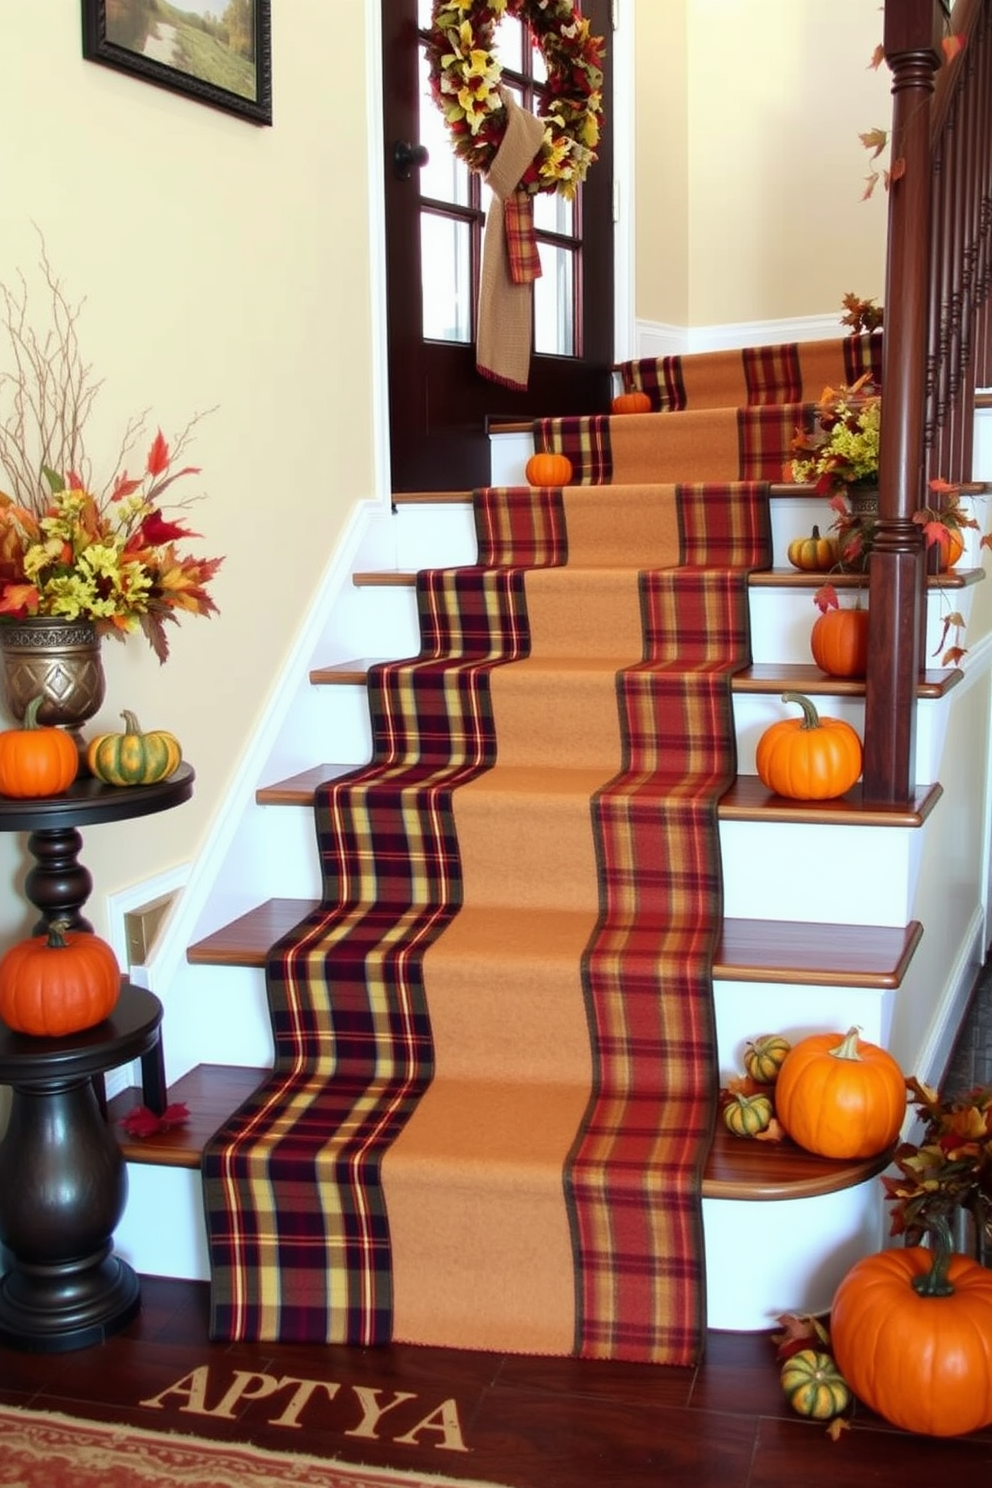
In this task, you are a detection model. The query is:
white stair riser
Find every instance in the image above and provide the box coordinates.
[733,692,943,783]
[715,978,893,1081]
[152,960,897,1113]
[720,818,917,925]
[157,963,274,1084]
[114,1135,888,1332]
[703,1182,884,1330]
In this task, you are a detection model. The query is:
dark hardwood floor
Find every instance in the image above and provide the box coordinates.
[1,966,991,1484]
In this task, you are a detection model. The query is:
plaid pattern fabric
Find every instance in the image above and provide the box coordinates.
[535,415,614,484]
[474,485,567,567]
[536,407,813,487]
[739,402,816,482]
[203,566,534,1344]
[844,329,884,387]
[742,342,803,404]
[567,505,767,1363]
[623,356,687,411]
[504,189,542,286]
[621,334,884,411]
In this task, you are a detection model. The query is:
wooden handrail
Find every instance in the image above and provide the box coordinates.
[865,0,990,805]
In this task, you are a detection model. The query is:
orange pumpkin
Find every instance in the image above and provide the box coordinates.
[831,1243,992,1436]
[525,452,574,487]
[0,695,78,799]
[610,390,651,415]
[0,920,121,1037]
[755,692,862,800]
[774,1026,906,1159]
[810,605,870,678]
[933,525,965,571]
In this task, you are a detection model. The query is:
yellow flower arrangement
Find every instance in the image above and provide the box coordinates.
[0,428,222,663]
[0,246,222,662]
[790,375,881,495]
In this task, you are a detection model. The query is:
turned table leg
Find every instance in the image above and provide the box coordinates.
[0,1074,140,1350]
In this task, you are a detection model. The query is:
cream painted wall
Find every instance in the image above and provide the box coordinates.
[0,0,378,943]
[634,0,892,329]
[632,0,688,328]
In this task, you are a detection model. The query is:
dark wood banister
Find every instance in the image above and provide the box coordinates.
[864,0,990,804]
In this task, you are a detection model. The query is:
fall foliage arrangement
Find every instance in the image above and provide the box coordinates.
[425,0,605,199]
[0,246,222,662]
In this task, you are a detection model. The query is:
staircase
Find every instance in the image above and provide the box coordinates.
[106,340,992,1339]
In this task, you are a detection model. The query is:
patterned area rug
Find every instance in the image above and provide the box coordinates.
[0,1405,508,1488]
[196,338,886,1365]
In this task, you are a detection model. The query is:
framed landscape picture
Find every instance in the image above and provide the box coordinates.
[82,0,272,125]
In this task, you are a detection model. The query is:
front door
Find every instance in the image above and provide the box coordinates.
[381,0,615,492]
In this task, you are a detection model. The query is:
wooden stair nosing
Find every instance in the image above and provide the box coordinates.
[256,764,942,829]
[390,483,828,505]
[352,566,985,592]
[108,1062,894,1201]
[186,896,922,991]
[309,658,961,701]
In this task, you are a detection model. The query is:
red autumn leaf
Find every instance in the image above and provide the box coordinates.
[920,519,948,548]
[138,509,201,545]
[827,1416,851,1442]
[146,429,171,477]
[120,1102,190,1139]
[754,1118,785,1143]
[868,43,885,71]
[929,477,962,496]
[813,583,839,615]
[888,157,907,185]
[941,34,967,63]
[942,645,968,667]
[861,171,880,202]
[111,473,142,500]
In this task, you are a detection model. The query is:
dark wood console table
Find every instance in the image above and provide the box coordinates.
[0,767,194,1350]
[0,763,194,933]
[0,985,164,1351]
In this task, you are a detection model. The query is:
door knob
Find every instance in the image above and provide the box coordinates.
[393,140,429,181]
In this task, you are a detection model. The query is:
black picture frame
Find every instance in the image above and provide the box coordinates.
[81,1,272,126]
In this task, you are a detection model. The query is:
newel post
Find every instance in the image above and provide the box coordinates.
[863,1,943,805]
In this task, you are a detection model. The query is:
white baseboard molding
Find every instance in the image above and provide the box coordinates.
[635,312,848,360]
[913,902,986,1092]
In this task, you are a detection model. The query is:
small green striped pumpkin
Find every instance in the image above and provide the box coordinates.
[86,710,182,786]
[722,1092,773,1138]
[780,1349,850,1420]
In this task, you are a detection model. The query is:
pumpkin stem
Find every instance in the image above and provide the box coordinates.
[828,1026,863,1061]
[121,710,142,736]
[780,691,821,731]
[23,695,46,731]
[45,919,71,950]
[912,1212,957,1298]
[811,525,822,539]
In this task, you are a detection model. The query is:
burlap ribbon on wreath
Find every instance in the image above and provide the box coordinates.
[476,90,546,391]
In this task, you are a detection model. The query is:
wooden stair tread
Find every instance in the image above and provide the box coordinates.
[110,1062,892,1200]
[750,565,983,590]
[257,763,357,803]
[309,658,960,700]
[187,897,922,988]
[734,662,960,698]
[255,764,942,828]
[353,566,984,591]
